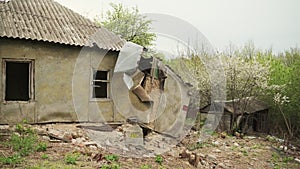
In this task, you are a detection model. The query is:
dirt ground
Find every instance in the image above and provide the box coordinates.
[0,123,299,169]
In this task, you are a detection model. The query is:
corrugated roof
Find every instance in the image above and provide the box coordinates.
[201,97,269,115]
[0,0,125,50]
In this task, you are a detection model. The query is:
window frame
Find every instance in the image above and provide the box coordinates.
[90,69,111,101]
[2,58,35,103]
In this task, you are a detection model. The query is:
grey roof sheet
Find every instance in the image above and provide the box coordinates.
[0,0,125,50]
[201,97,269,115]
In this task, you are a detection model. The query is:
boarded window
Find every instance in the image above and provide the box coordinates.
[4,61,33,101]
[92,70,109,98]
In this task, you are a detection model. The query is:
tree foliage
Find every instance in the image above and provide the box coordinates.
[266,48,300,138]
[98,3,156,47]
[167,44,300,138]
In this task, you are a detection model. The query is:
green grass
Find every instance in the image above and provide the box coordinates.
[0,123,47,166]
[36,142,47,152]
[155,155,163,165]
[8,133,37,156]
[271,152,297,169]
[188,142,210,151]
[241,149,248,156]
[64,152,80,165]
[0,154,23,165]
[100,163,121,169]
[41,153,49,159]
[104,154,119,162]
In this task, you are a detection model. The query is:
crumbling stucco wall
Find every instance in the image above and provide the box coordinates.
[153,69,191,137]
[0,38,119,124]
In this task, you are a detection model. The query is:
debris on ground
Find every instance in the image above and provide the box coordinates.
[0,123,299,169]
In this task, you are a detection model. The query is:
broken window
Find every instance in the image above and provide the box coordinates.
[92,70,110,99]
[3,60,34,101]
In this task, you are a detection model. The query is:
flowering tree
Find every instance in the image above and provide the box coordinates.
[169,46,272,133]
[222,55,271,132]
[97,3,156,47]
[273,93,292,137]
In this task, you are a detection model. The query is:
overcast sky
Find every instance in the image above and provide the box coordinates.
[55,0,300,54]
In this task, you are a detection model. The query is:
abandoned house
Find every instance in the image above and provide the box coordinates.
[200,97,269,133]
[0,0,192,136]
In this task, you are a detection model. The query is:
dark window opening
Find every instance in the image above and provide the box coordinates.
[5,62,30,101]
[92,70,109,98]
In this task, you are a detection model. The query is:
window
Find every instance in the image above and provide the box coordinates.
[3,60,34,101]
[92,70,110,99]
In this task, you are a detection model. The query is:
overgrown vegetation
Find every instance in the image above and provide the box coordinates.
[271,152,296,169]
[168,43,300,140]
[0,122,48,167]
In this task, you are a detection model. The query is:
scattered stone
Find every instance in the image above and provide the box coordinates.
[77,132,84,138]
[197,153,205,158]
[42,135,50,141]
[246,136,256,139]
[279,145,288,151]
[233,142,239,147]
[220,132,227,139]
[35,128,46,135]
[212,141,220,146]
[62,133,73,141]
[49,139,62,143]
[71,132,79,139]
[166,149,179,157]
[89,145,97,150]
[179,148,191,158]
[295,158,300,164]
[75,137,84,145]
[213,149,222,153]
[0,125,9,130]
[188,154,196,165]
[122,147,129,152]
[48,129,60,136]
[127,158,133,162]
[83,141,97,147]
[143,152,155,158]
[194,153,201,167]
[200,159,208,166]
[234,132,241,138]
[206,154,217,161]
[216,163,228,169]
[251,158,257,161]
